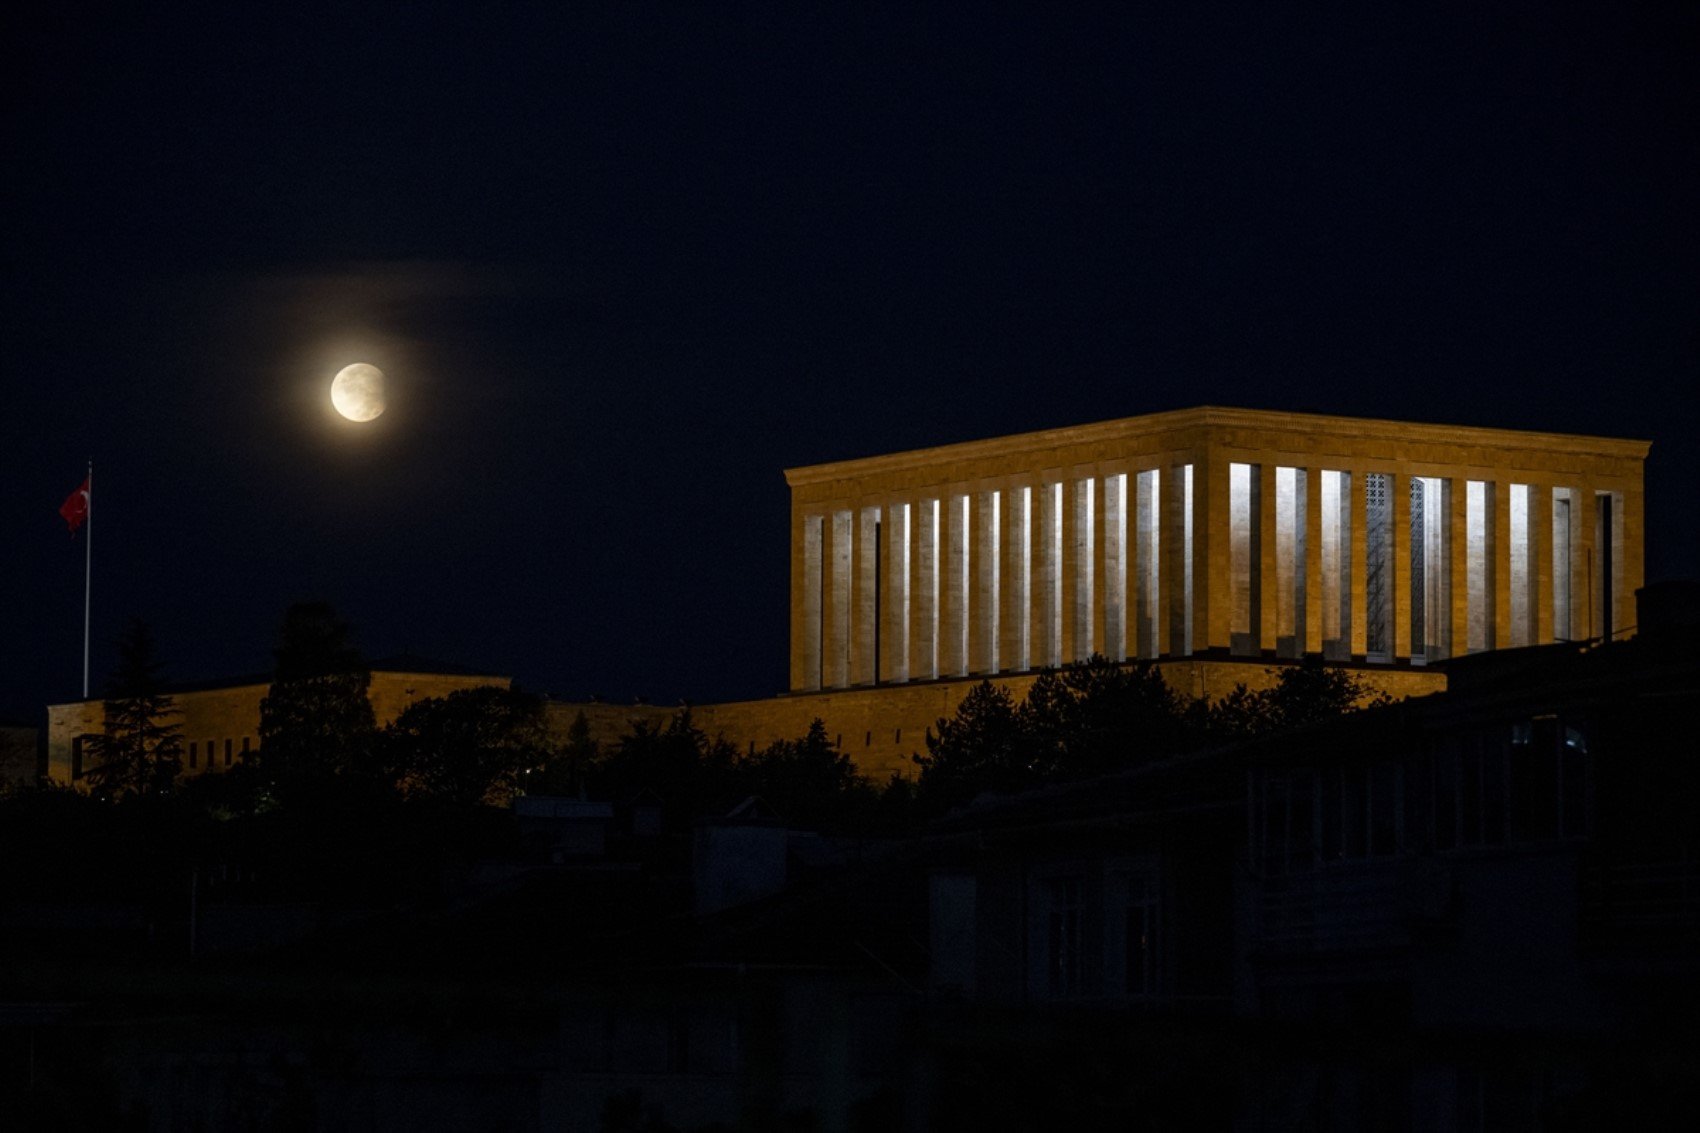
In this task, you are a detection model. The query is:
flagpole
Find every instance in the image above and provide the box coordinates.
[83,460,92,699]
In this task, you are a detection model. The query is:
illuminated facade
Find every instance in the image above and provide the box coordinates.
[785,406,1645,692]
[44,659,511,787]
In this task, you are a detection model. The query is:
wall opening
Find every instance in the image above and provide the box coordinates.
[1276,467,1306,659]
[1364,473,1392,663]
[1320,471,1351,661]
[1229,463,1260,656]
[1509,485,1533,648]
[1596,491,1617,641]
[1135,469,1159,659]
[1410,476,1447,662]
[1553,489,1573,640]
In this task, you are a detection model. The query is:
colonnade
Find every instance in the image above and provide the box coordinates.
[793,452,1641,692]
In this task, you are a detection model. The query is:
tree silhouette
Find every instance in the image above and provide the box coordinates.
[914,680,1029,813]
[740,719,873,830]
[84,619,182,800]
[1203,655,1392,742]
[258,602,376,799]
[384,686,551,806]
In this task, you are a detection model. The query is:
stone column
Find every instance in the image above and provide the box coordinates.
[1202,453,1231,652]
[1393,474,1412,661]
[1030,479,1054,668]
[1304,467,1323,656]
[883,500,910,683]
[791,508,814,690]
[823,508,851,688]
[1093,473,1112,660]
[972,486,992,670]
[910,495,937,680]
[1492,480,1511,651]
[851,506,878,685]
[1621,483,1644,638]
[1162,463,1186,656]
[1447,479,1468,659]
[1532,484,1554,645]
[1573,482,1596,641]
[1000,482,1026,671]
[938,494,959,677]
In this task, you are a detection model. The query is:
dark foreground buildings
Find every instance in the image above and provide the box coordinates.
[5,583,1696,1129]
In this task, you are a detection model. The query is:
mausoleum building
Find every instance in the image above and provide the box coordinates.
[787,406,1646,693]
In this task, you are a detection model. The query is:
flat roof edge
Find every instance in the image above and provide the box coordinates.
[783,406,1651,487]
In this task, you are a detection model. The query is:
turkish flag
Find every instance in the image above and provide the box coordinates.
[59,476,90,534]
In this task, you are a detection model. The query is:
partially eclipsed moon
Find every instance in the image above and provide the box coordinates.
[331,363,386,422]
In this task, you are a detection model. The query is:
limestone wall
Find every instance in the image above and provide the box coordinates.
[44,670,510,787]
[549,660,1446,783]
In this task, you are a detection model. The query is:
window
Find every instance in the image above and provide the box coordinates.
[189,742,197,769]
[1044,876,1084,999]
[1435,720,1589,850]
[71,735,85,780]
[224,738,233,766]
[1116,870,1160,999]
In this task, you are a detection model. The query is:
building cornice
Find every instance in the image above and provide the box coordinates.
[783,406,1652,487]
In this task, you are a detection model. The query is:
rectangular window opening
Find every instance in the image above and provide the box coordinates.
[1365,473,1393,662]
[1509,485,1533,648]
[1229,463,1259,656]
[1552,491,1573,640]
[1320,471,1351,660]
[1276,467,1302,659]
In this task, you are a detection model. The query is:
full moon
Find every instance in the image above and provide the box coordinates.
[331,363,386,422]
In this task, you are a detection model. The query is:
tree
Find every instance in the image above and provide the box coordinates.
[534,709,598,797]
[1203,656,1393,742]
[384,686,552,806]
[585,710,748,829]
[83,619,183,800]
[914,658,1196,812]
[914,680,1029,814]
[257,602,376,797]
[739,719,873,830]
[1052,655,1186,776]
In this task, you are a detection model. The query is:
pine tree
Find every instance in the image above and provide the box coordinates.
[914,680,1027,813]
[257,602,376,798]
[84,619,183,800]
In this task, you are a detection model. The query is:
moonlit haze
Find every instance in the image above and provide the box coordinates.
[330,363,386,422]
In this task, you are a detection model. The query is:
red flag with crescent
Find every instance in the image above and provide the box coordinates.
[59,476,90,534]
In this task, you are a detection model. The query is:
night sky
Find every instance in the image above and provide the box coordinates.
[4,3,1695,721]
